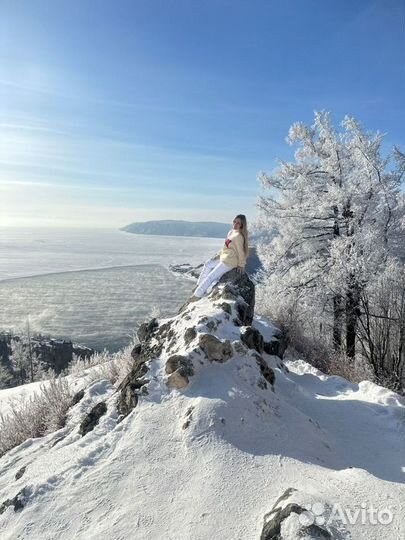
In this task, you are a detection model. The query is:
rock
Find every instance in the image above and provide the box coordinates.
[260,488,333,540]
[178,268,255,325]
[211,284,237,302]
[0,487,30,514]
[219,302,232,315]
[0,332,94,376]
[15,466,26,480]
[131,343,142,358]
[183,406,194,429]
[169,262,204,280]
[215,269,255,325]
[184,327,197,345]
[206,320,218,331]
[254,354,276,387]
[233,341,248,355]
[71,389,85,406]
[241,327,264,353]
[199,334,233,363]
[79,401,107,436]
[263,331,289,359]
[117,385,139,419]
[165,355,194,376]
[137,318,159,343]
[117,318,180,419]
[235,301,251,326]
[116,351,150,419]
[167,369,189,389]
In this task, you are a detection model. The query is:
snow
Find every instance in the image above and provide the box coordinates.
[0,291,404,540]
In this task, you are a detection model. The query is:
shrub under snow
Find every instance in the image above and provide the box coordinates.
[0,375,72,458]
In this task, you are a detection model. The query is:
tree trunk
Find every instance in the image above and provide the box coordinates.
[346,274,361,358]
[332,204,343,351]
[333,294,343,351]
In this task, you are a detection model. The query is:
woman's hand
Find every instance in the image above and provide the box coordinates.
[237,266,244,274]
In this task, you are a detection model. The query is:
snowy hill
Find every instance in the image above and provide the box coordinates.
[0,270,404,539]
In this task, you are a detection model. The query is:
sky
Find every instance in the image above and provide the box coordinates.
[0,0,404,229]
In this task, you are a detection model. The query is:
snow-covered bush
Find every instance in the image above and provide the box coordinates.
[66,342,134,387]
[0,374,72,457]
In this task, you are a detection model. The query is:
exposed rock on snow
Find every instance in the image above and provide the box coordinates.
[79,401,107,436]
[0,487,30,515]
[263,332,289,359]
[254,353,276,389]
[118,269,262,403]
[198,334,233,363]
[183,326,197,345]
[260,487,335,540]
[165,355,194,389]
[178,267,255,325]
[241,326,265,353]
[116,346,150,419]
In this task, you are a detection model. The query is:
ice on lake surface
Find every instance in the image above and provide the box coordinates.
[0,265,193,352]
[0,228,222,350]
[0,227,222,281]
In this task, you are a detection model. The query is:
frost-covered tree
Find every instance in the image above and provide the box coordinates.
[358,258,405,392]
[9,338,29,385]
[0,362,13,388]
[256,111,405,359]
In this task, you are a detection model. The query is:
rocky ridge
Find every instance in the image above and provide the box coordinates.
[114,269,340,539]
[1,268,402,539]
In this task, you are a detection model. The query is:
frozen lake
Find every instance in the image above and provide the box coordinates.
[0,228,222,351]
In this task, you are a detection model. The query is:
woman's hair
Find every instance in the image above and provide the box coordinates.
[234,214,249,257]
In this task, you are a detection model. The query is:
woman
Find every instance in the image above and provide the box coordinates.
[192,214,249,299]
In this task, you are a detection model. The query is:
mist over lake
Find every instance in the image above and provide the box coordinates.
[0,228,221,351]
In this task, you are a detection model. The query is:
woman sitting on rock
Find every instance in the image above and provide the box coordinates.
[191,214,249,299]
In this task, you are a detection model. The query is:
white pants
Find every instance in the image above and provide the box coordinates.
[194,258,231,298]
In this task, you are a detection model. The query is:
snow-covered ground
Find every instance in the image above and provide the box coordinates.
[0,288,404,540]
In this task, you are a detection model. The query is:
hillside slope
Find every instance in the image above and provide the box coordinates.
[0,272,404,540]
[120,220,230,238]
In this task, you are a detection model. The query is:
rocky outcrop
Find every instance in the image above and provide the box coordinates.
[198,334,233,363]
[116,346,150,419]
[263,330,289,360]
[117,265,285,417]
[170,246,263,278]
[254,354,276,389]
[0,487,30,515]
[116,315,179,419]
[0,332,94,375]
[179,267,256,326]
[79,401,107,436]
[241,327,264,353]
[260,488,337,540]
[165,354,194,389]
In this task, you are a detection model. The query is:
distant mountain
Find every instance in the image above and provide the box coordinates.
[120,220,231,238]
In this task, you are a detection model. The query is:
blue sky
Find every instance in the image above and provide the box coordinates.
[1,0,404,228]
